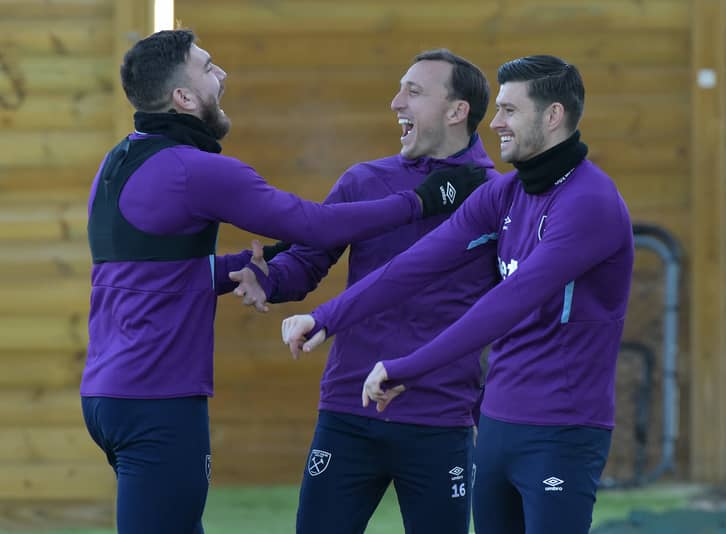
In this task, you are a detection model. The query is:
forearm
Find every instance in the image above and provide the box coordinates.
[214,250,252,295]
[267,244,343,303]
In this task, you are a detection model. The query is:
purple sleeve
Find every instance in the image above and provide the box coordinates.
[265,179,349,303]
[311,182,501,336]
[383,191,631,383]
[214,250,253,295]
[183,154,421,249]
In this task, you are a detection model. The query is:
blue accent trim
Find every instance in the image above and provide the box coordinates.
[209,254,215,290]
[467,232,498,250]
[560,281,575,323]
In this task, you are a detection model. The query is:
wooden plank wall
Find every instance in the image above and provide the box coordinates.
[174,0,696,484]
[0,0,152,528]
[690,0,726,483]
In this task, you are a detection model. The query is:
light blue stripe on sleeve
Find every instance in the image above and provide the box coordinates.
[209,254,215,290]
[467,232,498,250]
[560,281,575,323]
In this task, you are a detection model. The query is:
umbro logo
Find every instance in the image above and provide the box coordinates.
[440,181,457,205]
[449,466,464,481]
[543,476,564,491]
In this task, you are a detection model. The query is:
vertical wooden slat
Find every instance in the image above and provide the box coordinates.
[112,0,154,139]
[690,0,726,482]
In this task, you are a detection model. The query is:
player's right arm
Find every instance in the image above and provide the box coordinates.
[281,178,506,354]
[182,154,481,250]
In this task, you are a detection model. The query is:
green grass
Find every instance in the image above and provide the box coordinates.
[0,483,700,533]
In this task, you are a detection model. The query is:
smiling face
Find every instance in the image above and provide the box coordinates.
[489,81,549,164]
[175,44,230,139]
[390,60,466,160]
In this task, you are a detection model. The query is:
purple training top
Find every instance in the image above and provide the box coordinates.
[266,135,500,427]
[81,133,422,399]
[313,159,634,429]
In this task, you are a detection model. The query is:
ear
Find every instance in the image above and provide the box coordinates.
[447,100,470,127]
[545,102,566,131]
[171,87,198,113]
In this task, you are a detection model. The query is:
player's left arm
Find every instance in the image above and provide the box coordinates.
[380,190,632,385]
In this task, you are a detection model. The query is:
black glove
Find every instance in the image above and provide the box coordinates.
[262,241,291,261]
[414,164,488,217]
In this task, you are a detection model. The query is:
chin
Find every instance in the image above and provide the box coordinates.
[400,145,422,160]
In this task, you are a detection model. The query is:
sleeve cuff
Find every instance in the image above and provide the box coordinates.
[244,262,273,300]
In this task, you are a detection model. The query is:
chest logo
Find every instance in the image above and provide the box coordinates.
[498,257,519,279]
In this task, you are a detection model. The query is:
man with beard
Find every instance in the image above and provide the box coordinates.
[282,55,634,534]
[80,30,486,534]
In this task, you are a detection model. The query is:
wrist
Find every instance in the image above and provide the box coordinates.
[244,261,272,299]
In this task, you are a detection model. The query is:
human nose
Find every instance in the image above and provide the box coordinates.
[214,64,227,81]
[390,90,404,111]
[489,109,504,131]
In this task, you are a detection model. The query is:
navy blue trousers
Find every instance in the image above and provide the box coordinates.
[82,396,211,534]
[472,415,611,534]
[297,410,474,534]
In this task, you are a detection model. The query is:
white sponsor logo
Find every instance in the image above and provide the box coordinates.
[503,215,512,230]
[449,466,464,481]
[543,476,564,491]
[307,449,332,477]
[498,257,519,279]
[440,181,457,205]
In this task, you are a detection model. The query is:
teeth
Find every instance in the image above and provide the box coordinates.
[398,118,413,126]
[500,135,513,142]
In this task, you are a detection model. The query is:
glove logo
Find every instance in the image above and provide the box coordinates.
[440,181,457,206]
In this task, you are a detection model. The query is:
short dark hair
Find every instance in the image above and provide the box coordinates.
[414,49,489,136]
[497,55,584,132]
[120,29,196,112]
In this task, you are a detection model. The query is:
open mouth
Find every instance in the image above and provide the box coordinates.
[398,118,414,140]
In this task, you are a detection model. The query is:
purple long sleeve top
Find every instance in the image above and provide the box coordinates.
[266,135,500,426]
[313,159,634,429]
[81,133,422,398]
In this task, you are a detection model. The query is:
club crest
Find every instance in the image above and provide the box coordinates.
[205,454,212,483]
[307,449,332,477]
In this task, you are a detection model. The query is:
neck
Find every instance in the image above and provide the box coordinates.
[432,131,472,159]
[513,130,588,194]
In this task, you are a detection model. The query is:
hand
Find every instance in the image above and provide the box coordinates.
[362,362,406,412]
[229,240,269,313]
[281,314,327,360]
[414,164,487,217]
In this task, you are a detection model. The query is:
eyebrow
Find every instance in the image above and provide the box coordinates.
[401,80,424,91]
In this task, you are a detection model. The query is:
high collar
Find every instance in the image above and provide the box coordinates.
[133,111,222,154]
[398,133,495,174]
[513,130,588,194]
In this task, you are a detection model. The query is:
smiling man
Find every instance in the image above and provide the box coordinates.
[232,49,499,534]
[282,55,634,534]
[81,31,488,534]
